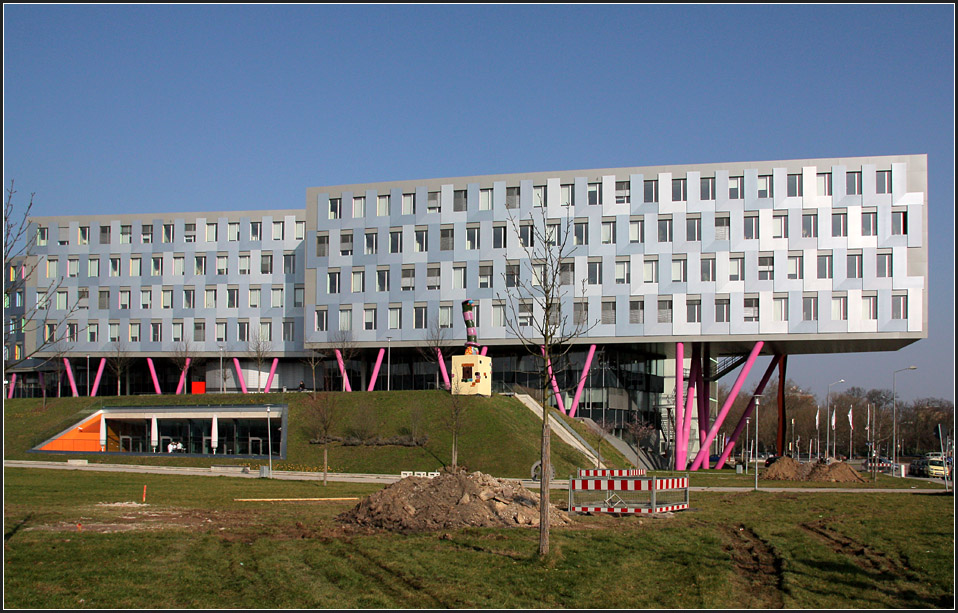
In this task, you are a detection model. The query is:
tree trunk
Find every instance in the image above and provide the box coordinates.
[539,414,551,557]
[452,433,458,470]
[323,445,328,486]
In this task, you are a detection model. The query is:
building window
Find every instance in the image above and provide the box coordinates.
[140,289,152,309]
[272,287,285,308]
[37,226,49,246]
[601,300,616,324]
[877,252,893,278]
[492,225,507,249]
[701,257,716,282]
[480,188,494,211]
[801,213,818,238]
[758,255,774,281]
[891,294,907,320]
[204,288,217,309]
[402,193,416,215]
[295,221,305,240]
[129,322,141,343]
[215,321,227,343]
[831,295,848,321]
[787,254,803,280]
[817,172,832,196]
[338,308,352,332]
[101,225,113,244]
[876,170,892,194]
[316,234,329,257]
[340,232,353,256]
[729,256,745,282]
[728,176,744,200]
[846,171,862,195]
[329,198,342,220]
[453,265,465,289]
[744,215,759,240]
[687,299,701,323]
[715,216,730,241]
[327,271,340,294]
[315,309,328,332]
[388,306,401,330]
[506,187,520,209]
[260,253,273,274]
[377,268,390,292]
[248,288,260,308]
[587,183,602,206]
[787,174,803,198]
[427,265,440,290]
[506,263,520,288]
[151,256,163,276]
[773,213,788,239]
[615,260,631,285]
[891,210,908,235]
[439,304,453,328]
[774,296,788,322]
[601,220,616,244]
[390,229,403,254]
[364,307,377,331]
[686,217,701,242]
[757,175,773,199]
[644,180,658,203]
[574,221,589,245]
[657,299,673,324]
[414,305,427,329]
[672,178,687,202]
[206,223,218,242]
[671,258,687,283]
[260,320,273,342]
[560,184,574,207]
[587,260,602,285]
[847,253,863,279]
[862,211,878,237]
[802,296,818,321]
[657,218,672,243]
[817,253,833,279]
[615,181,630,204]
[478,264,493,289]
[440,227,454,251]
[744,297,759,322]
[401,267,415,291]
[250,221,262,241]
[78,226,91,245]
[364,231,378,255]
[700,177,715,201]
[629,219,644,243]
[194,255,206,275]
[862,294,878,320]
[466,226,480,250]
[427,192,440,212]
[216,255,229,276]
[832,211,847,237]
[352,196,365,218]
[492,302,505,327]
[377,194,392,216]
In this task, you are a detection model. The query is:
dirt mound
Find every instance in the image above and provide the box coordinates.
[805,461,866,483]
[337,469,571,533]
[763,458,865,483]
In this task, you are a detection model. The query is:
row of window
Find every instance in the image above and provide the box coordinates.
[36,284,306,312]
[316,208,908,259]
[36,220,305,247]
[311,291,910,334]
[324,170,894,219]
[42,251,298,280]
[41,318,296,345]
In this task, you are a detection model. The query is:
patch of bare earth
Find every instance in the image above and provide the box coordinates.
[722,524,785,608]
[337,468,572,533]
[764,457,865,483]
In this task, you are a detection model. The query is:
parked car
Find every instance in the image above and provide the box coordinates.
[765,455,782,467]
[909,458,927,477]
[926,459,952,479]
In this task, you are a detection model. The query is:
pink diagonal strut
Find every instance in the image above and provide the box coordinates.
[568,344,597,418]
[676,344,701,471]
[232,358,248,394]
[63,358,79,397]
[715,354,782,469]
[146,358,162,395]
[175,358,191,395]
[90,358,106,397]
[480,346,488,356]
[7,374,15,399]
[541,346,566,414]
[335,349,352,392]
[437,348,450,390]
[367,348,385,391]
[264,358,279,392]
[689,342,765,471]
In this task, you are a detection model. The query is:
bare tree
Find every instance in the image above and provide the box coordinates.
[301,347,330,392]
[498,209,596,557]
[247,329,272,392]
[107,341,134,396]
[4,181,83,379]
[328,329,358,391]
[169,340,201,394]
[305,392,339,486]
[446,379,468,469]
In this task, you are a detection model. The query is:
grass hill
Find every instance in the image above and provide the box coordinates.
[3,391,631,479]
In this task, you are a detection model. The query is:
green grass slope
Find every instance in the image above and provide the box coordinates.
[3,391,615,479]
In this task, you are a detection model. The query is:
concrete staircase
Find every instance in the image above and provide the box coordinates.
[513,394,604,469]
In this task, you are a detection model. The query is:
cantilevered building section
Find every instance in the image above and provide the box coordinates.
[11,155,927,466]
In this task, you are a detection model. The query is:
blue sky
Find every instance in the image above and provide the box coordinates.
[4,4,955,402]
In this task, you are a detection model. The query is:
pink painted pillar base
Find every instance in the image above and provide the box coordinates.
[367,348,385,391]
[335,350,352,392]
[233,358,248,394]
[437,348,450,390]
[90,358,106,397]
[63,358,79,397]
[175,358,191,395]
[567,345,597,418]
[264,358,279,392]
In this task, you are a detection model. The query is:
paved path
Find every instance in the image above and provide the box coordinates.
[5,460,949,494]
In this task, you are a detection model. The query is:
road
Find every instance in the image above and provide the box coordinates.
[4,460,950,493]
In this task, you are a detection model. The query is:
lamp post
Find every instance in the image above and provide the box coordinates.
[754,396,760,491]
[826,379,844,460]
[86,354,90,397]
[791,418,795,459]
[744,417,750,473]
[893,366,917,476]
[386,337,392,391]
[266,406,273,478]
[219,346,225,394]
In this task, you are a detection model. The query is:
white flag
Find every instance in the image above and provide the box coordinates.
[866,405,870,431]
[831,409,836,430]
[848,407,853,430]
[816,407,820,429]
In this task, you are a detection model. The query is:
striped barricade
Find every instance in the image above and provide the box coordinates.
[577,468,647,477]
[568,473,689,515]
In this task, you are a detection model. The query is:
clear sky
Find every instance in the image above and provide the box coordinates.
[3,4,955,403]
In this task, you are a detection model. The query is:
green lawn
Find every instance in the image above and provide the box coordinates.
[3,467,953,609]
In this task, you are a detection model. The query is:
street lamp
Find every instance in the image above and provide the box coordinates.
[893,366,917,476]
[219,346,225,393]
[754,396,760,491]
[266,406,273,478]
[86,355,90,397]
[386,337,392,391]
[826,379,844,460]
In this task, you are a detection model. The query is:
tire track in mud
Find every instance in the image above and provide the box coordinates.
[348,545,452,608]
[721,524,786,609]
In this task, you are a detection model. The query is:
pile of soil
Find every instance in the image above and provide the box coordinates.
[337,469,571,533]
[763,457,865,483]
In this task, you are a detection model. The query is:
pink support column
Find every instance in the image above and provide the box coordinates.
[335,349,352,392]
[90,358,106,397]
[63,358,79,397]
[175,358,191,395]
[689,342,765,471]
[436,348,451,390]
[676,344,701,471]
[146,358,162,395]
[541,346,566,414]
[7,374,15,399]
[674,342,684,462]
[715,354,782,469]
[568,344,597,418]
[232,358,248,394]
[264,358,279,392]
[367,348,385,391]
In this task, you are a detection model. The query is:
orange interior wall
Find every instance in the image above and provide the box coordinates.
[39,414,104,452]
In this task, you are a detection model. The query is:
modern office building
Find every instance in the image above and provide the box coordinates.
[6,154,928,460]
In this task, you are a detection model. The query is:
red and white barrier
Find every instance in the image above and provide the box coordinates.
[571,504,690,515]
[571,477,687,491]
[568,471,689,515]
[578,468,647,477]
